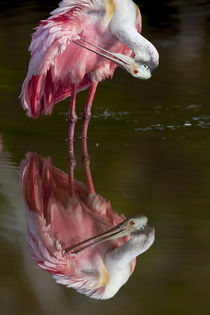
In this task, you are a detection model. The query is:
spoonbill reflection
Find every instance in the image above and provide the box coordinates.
[20,140,155,299]
[21,0,159,139]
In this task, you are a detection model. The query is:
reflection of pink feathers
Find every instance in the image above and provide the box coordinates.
[20,153,136,299]
[21,0,141,118]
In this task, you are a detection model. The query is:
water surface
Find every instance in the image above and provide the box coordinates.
[0,1,210,314]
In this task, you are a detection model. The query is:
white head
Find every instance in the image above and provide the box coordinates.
[132,39,159,79]
[113,38,159,80]
[126,216,155,254]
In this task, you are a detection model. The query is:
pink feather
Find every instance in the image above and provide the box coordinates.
[20,152,136,299]
[21,1,141,118]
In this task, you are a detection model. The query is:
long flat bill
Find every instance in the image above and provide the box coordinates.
[65,219,129,254]
[72,39,130,69]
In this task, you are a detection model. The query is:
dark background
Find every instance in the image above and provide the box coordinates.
[0,1,210,315]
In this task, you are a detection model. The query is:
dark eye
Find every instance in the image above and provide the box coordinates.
[143,64,149,70]
[134,69,139,74]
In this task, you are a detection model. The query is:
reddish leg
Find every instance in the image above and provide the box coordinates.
[68,84,78,140]
[82,138,95,195]
[82,82,98,138]
[67,138,76,197]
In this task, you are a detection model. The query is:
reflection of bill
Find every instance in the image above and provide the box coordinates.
[20,142,155,299]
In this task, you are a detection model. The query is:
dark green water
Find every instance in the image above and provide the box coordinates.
[0,1,210,314]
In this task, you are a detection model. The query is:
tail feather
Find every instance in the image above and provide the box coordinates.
[21,68,91,118]
[21,69,56,118]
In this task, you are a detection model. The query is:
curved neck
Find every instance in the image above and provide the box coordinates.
[102,239,138,299]
[107,239,140,267]
[118,30,154,60]
[111,0,140,52]
[110,0,159,63]
[102,234,154,299]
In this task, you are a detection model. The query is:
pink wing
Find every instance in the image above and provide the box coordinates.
[21,3,96,118]
[21,1,142,118]
[20,152,130,299]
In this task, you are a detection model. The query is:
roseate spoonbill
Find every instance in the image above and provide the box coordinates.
[21,0,159,139]
[20,140,155,299]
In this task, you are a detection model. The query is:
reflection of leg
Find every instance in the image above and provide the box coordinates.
[68,84,78,140]
[82,138,95,195]
[68,139,76,197]
[82,82,98,139]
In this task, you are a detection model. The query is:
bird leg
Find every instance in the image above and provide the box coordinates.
[82,137,95,195]
[68,84,78,140]
[82,82,98,139]
[67,137,76,197]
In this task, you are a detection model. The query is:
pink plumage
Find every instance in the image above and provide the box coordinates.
[21,0,142,133]
[20,152,136,299]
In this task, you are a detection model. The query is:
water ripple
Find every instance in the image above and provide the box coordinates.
[92,110,129,120]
